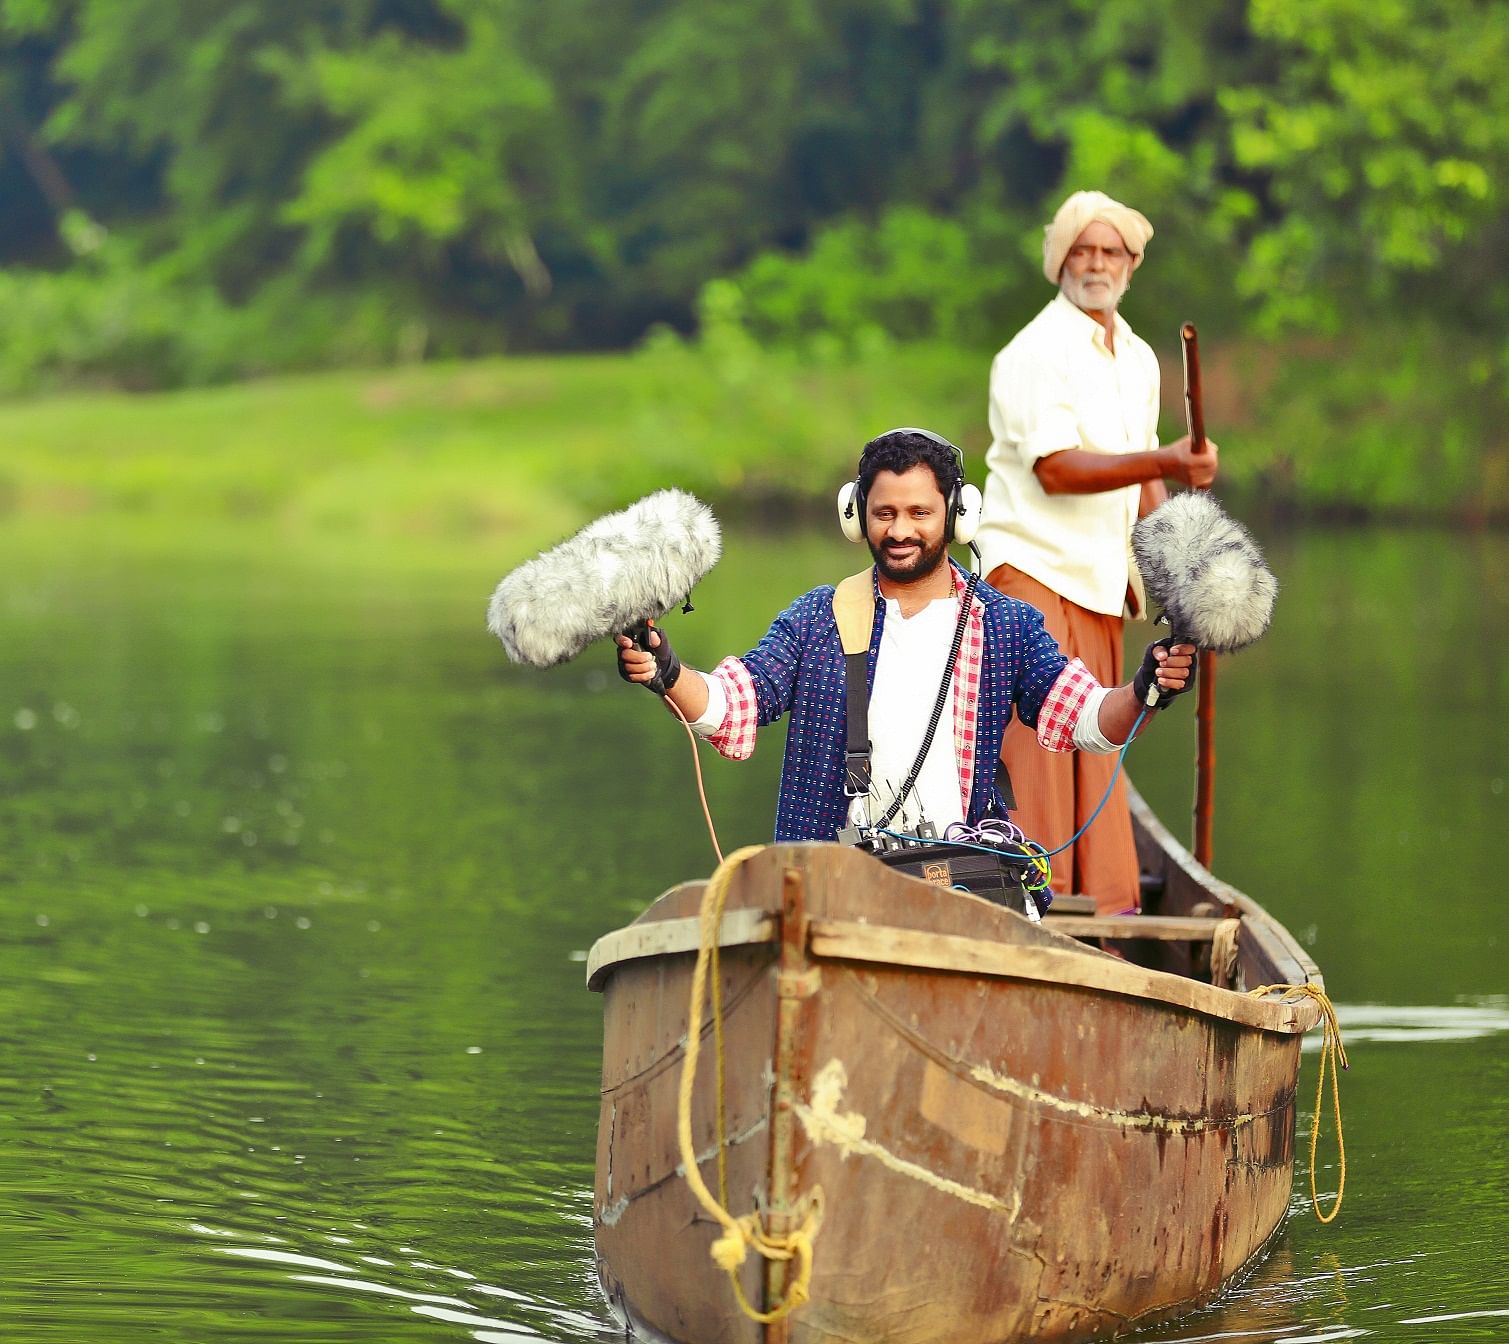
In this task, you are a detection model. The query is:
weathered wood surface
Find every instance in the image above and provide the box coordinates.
[585,908,776,991]
[1027,913,1223,941]
[590,798,1322,1344]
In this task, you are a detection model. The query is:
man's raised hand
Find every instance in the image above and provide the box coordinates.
[615,621,681,692]
[1132,639,1198,709]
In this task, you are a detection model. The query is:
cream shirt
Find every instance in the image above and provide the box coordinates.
[976,293,1161,617]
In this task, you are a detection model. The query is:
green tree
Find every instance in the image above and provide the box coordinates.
[708,0,1260,347]
[1224,0,1509,337]
[31,0,349,290]
[269,1,558,328]
[3,0,1509,451]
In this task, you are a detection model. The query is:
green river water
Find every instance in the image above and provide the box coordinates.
[1,516,1505,1343]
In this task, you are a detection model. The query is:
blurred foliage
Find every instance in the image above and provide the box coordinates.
[0,0,1506,517]
[2,0,1505,353]
[1225,0,1509,336]
[0,212,458,392]
[0,0,959,360]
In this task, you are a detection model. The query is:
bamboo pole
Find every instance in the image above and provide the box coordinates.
[1181,323,1217,871]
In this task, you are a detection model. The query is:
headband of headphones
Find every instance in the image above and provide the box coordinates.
[836,427,982,546]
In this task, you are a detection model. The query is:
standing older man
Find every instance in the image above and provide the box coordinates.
[975,190,1219,915]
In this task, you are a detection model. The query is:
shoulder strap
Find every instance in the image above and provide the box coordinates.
[832,568,875,655]
[832,569,877,800]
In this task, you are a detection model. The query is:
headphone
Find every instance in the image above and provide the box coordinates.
[836,427,983,546]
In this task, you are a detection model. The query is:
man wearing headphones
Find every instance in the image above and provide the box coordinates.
[616,428,1195,842]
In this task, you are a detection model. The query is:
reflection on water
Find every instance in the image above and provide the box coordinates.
[1324,1001,1509,1047]
[1,519,1506,1342]
[1132,1246,1429,1343]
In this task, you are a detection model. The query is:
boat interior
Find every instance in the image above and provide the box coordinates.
[1026,783,1319,990]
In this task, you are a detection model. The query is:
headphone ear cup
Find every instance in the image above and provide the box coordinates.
[952,483,983,546]
[836,481,866,543]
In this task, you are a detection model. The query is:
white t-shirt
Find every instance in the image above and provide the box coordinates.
[975,292,1160,616]
[850,597,965,833]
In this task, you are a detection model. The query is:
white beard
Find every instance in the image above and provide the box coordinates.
[1061,269,1128,314]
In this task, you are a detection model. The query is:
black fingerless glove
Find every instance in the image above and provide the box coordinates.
[619,622,682,695]
[1132,637,1195,710]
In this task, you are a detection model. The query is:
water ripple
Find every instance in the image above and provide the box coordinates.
[1309,1002,1509,1047]
[200,1224,618,1341]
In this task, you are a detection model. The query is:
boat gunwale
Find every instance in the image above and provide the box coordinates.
[586,900,1321,1035]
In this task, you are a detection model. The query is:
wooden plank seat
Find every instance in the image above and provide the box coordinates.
[1043,914,1233,942]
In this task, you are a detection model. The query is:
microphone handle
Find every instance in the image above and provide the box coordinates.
[627,619,667,697]
[1143,632,1193,709]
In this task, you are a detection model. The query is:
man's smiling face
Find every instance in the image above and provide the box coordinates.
[865,464,950,584]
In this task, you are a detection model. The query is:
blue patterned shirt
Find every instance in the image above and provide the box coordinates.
[709,564,1069,841]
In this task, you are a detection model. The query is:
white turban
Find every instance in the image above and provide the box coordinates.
[1042,190,1154,284]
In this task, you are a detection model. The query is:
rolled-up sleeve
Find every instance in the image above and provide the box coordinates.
[701,658,759,759]
[1035,658,1100,753]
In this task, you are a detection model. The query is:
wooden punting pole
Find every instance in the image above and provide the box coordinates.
[1181,322,1217,871]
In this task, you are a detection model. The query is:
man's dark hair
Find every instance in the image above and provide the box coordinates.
[856,428,962,501]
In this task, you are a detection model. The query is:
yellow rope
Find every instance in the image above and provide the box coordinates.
[1248,981,1349,1223]
[675,846,820,1323]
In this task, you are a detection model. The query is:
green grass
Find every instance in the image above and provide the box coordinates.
[1,356,623,544]
[0,342,993,551]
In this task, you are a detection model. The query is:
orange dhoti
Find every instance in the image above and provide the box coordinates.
[986,563,1140,915]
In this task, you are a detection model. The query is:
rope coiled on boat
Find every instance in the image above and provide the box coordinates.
[676,845,819,1323]
[1247,981,1349,1223]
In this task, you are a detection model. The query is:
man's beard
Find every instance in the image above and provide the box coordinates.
[1062,269,1128,313]
[869,534,949,584]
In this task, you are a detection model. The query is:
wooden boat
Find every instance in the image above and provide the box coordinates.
[586,783,1326,1344]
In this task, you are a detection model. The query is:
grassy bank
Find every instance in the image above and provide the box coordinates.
[0,344,982,538]
[1,337,1499,551]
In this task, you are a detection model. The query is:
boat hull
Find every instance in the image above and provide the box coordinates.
[590,823,1320,1344]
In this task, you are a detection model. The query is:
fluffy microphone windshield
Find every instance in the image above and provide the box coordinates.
[1131,493,1276,654]
[487,489,722,667]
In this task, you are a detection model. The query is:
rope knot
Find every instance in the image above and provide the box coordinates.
[709,1222,751,1273]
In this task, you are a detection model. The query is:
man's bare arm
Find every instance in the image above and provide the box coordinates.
[1138,478,1168,517]
[1034,435,1219,495]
